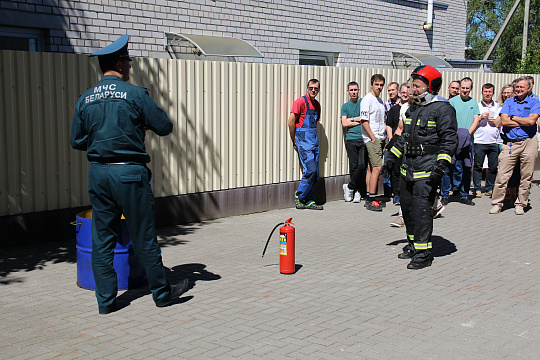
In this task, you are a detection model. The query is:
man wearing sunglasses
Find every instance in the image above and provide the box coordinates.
[288,79,323,210]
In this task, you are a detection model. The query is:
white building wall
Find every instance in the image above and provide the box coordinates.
[1,0,467,67]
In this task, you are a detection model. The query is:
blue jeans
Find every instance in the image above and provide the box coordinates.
[440,165,453,199]
[453,159,472,199]
[383,150,391,189]
[441,159,472,199]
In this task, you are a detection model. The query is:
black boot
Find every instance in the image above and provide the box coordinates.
[407,259,432,269]
[398,244,413,259]
[398,250,413,259]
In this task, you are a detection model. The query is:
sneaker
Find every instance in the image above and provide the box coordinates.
[343,184,353,202]
[305,201,323,210]
[366,199,386,208]
[157,278,189,307]
[459,197,475,206]
[352,191,361,203]
[485,190,492,197]
[390,216,405,227]
[433,205,445,219]
[441,197,449,206]
[366,200,383,212]
[489,205,501,214]
[475,190,482,198]
[515,206,524,215]
[294,191,305,209]
[393,195,400,205]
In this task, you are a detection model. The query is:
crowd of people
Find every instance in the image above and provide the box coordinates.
[288,67,540,269]
[71,34,539,309]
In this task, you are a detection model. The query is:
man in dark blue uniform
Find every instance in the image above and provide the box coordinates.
[70,35,188,314]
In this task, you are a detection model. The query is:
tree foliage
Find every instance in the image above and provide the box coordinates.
[466,0,540,73]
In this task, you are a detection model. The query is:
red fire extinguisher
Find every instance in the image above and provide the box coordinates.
[262,218,296,274]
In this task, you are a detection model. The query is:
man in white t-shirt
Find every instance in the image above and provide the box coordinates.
[361,74,390,211]
[473,83,502,198]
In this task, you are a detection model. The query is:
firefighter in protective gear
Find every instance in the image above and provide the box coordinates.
[384,65,458,269]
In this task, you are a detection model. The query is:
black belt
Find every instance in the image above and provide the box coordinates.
[92,161,145,165]
[503,138,528,144]
[404,144,439,156]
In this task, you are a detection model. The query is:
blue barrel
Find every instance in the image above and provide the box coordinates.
[75,210,147,290]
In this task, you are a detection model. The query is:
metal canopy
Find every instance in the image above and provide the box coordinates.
[165,32,263,58]
[392,52,453,70]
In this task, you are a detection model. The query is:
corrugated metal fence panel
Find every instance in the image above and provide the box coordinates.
[1,51,18,215]
[0,51,100,216]
[1,49,539,216]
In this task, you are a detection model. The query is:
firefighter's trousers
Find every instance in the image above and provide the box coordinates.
[399,177,438,263]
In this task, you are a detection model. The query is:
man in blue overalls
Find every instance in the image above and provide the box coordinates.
[287,79,323,210]
[70,35,188,314]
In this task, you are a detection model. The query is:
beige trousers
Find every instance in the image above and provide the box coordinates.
[491,135,538,208]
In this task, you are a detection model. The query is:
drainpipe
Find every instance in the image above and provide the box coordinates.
[522,0,530,63]
[423,0,433,31]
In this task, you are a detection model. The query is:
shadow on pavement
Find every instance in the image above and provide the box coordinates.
[166,263,221,306]
[0,239,76,283]
[431,235,457,257]
[115,263,221,309]
[157,223,212,248]
[386,235,457,258]
[168,263,222,284]
[0,223,207,282]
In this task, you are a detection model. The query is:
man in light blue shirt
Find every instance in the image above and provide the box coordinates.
[490,76,540,215]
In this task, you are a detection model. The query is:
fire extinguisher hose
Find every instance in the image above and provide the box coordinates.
[261,222,284,258]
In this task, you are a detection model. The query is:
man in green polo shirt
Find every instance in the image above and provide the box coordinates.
[341,81,365,202]
[448,77,480,205]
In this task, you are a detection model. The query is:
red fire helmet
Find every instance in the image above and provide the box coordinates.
[411,65,442,93]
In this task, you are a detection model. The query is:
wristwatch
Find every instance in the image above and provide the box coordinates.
[510,115,515,120]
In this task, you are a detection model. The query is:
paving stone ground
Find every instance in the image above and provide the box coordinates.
[2,179,540,359]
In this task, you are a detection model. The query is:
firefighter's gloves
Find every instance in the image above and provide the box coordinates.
[381,154,396,178]
[428,160,449,185]
[385,134,400,151]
